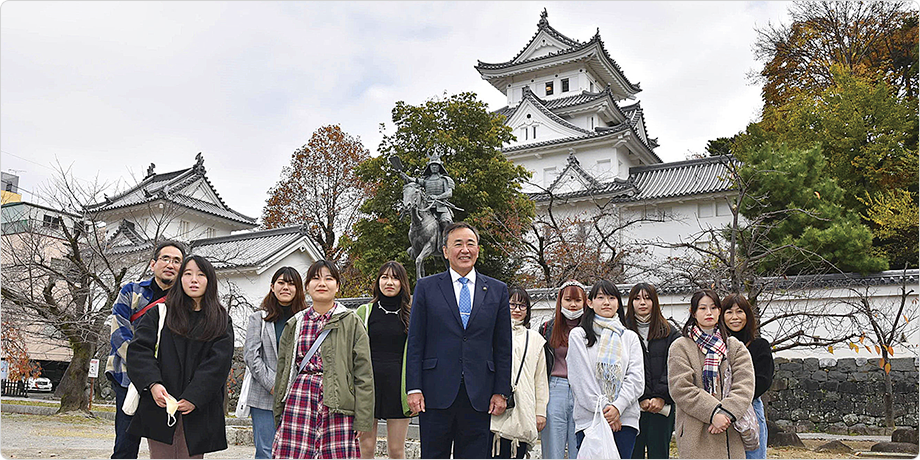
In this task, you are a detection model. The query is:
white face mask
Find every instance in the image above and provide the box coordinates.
[165,394,179,427]
[561,307,583,320]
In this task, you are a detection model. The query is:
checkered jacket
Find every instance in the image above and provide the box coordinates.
[104,278,158,387]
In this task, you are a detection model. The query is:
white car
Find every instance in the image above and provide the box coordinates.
[27,377,53,392]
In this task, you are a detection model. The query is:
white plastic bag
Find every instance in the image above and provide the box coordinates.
[234,370,253,418]
[123,383,141,415]
[577,397,620,459]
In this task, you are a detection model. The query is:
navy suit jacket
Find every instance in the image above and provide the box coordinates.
[406,269,512,412]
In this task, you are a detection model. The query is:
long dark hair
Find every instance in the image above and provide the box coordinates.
[625,283,670,340]
[262,266,308,322]
[720,293,758,345]
[550,281,587,348]
[682,289,728,339]
[581,280,625,348]
[371,261,412,334]
[165,255,228,342]
[508,285,532,328]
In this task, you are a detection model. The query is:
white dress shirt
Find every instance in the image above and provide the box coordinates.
[449,267,477,312]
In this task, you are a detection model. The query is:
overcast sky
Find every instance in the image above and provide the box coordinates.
[1,1,793,221]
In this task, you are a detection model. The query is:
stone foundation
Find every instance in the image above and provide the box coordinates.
[765,357,919,435]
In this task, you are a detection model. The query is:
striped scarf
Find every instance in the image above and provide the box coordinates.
[689,325,727,397]
[593,315,628,403]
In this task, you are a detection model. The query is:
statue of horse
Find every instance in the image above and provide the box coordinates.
[402,181,440,280]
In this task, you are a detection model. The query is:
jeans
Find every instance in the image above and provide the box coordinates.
[745,397,768,459]
[576,425,639,460]
[109,376,141,459]
[250,407,276,459]
[540,376,578,459]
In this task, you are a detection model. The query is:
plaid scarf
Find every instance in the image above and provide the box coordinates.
[593,315,628,403]
[689,325,727,397]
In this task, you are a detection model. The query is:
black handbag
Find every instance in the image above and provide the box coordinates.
[506,331,529,409]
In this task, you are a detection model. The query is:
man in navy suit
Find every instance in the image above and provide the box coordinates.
[406,222,512,458]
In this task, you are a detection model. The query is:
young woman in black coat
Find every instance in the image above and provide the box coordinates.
[127,255,234,458]
[624,283,681,459]
[721,293,774,459]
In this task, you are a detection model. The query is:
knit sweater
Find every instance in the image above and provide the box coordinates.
[567,325,645,432]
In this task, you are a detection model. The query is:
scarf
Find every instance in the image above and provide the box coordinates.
[689,325,727,397]
[593,315,628,403]
[634,312,652,323]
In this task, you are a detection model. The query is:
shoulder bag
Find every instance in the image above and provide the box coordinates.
[506,330,529,409]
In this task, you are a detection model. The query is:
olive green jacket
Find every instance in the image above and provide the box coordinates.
[273,304,374,431]
[354,302,413,417]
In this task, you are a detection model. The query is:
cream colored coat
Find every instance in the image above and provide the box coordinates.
[490,324,549,455]
[668,335,754,459]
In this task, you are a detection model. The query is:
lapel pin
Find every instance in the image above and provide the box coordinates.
[483,286,488,291]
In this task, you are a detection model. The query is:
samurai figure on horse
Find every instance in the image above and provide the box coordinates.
[390,150,463,279]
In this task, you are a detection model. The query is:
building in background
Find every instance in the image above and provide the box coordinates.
[86,154,324,343]
[476,10,735,282]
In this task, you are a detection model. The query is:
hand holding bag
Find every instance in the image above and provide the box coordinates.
[123,303,167,416]
[577,396,620,459]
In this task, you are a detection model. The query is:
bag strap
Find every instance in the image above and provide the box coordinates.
[297,329,331,374]
[131,295,167,323]
[514,331,530,387]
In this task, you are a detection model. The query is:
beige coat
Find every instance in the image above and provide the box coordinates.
[668,336,754,459]
[490,325,549,455]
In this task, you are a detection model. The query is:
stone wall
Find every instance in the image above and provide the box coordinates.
[766,356,919,435]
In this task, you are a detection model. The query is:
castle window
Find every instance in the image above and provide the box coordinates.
[590,81,594,92]
[561,78,570,92]
[533,126,538,138]
[523,127,528,140]
[42,214,61,229]
[179,220,190,236]
[545,81,554,96]
[206,227,216,238]
[698,203,714,218]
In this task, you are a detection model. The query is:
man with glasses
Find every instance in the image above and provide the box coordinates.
[104,240,186,458]
[406,222,512,458]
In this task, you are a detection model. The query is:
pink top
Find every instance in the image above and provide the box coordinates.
[550,317,581,378]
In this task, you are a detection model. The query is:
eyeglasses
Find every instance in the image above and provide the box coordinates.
[156,255,182,266]
[510,303,528,311]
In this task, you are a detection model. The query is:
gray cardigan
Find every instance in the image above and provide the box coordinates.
[243,310,278,411]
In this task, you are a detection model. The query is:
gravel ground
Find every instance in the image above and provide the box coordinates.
[0,410,894,459]
[0,413,254,459]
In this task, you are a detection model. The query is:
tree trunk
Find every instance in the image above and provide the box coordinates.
[56,340,95,413]
[884,362,894,429]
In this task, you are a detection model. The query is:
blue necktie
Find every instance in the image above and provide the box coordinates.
[459,277,471,329]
